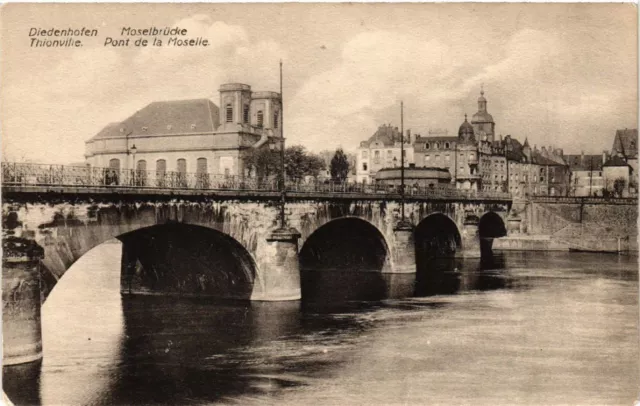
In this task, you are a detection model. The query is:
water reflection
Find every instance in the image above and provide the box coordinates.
[104,297,305,405]
[301,270,415,313]
[414,254,510,297]
[3,361,42,406]
[3,245,638,406]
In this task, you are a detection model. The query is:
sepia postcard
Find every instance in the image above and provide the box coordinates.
[1,3,638,405]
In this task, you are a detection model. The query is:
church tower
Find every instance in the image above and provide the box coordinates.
[471,87,496,143]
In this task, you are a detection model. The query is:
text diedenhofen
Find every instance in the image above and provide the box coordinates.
[29,27,98,48]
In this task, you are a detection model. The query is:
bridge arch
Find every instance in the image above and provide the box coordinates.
[6,202,266,302]
[414,212,462,258]
[299,216,392,272]
[479,211,507,239]
[478,211,507,257]
[118,223,257,300]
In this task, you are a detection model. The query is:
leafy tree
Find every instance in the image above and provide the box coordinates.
[284,145,326,181]
[613,177,627,197]
[330,148,350,182]
[244,145,326,182]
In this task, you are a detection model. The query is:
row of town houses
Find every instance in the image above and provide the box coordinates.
[356,90,638,197]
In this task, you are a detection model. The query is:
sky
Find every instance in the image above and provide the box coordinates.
[1,3,637,164]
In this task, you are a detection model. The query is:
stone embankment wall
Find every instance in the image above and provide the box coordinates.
[495,198,638,252]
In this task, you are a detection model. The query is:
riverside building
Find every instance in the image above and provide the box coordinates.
[85,83,282,179]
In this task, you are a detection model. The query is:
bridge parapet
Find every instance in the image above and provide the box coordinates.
[2,162,512,202]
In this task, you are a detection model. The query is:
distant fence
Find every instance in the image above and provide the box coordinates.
[529,195,638,205]
[1,162,512,201]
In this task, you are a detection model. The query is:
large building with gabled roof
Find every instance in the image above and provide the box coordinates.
[85,83,282,180]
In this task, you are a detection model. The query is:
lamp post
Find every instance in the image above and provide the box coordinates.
[130,144,137,186]
[278,60,286,229]
[400,101,406,222]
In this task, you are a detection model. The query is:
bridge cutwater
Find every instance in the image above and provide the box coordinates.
[6,161,634,367]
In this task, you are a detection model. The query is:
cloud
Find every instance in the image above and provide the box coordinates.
[2,15,287,163]
[288,27,636,154]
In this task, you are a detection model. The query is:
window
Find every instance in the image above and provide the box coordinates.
[156,159,167,187]
[196,158,209,188]
[196,158,207,174]
[425,143,430,150]
[426,155,431,161]
[445,142,450,149]
[363,163,368,171]
[156,159,166,173]
[226,104,233,123]
[177,159,187,173]
[257,110,264,127]
[374,150,380,164]
[109,158,120,170]
[469,153,475,159]
[387,150,393,157]
[434,142,440,149]
[243,105,250,123]
[445,154,450,161]
[274,111,279,128]
[362,150,368,159]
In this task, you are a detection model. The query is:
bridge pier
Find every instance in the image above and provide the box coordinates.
[252,228,302,301]
[391,221,416,273]
[456,215,481,259]
[2,236,45,366]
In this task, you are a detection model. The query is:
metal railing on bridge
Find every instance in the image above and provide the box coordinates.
[1,162,512,201]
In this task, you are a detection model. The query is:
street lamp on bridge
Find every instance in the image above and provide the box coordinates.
[130,144,137,186]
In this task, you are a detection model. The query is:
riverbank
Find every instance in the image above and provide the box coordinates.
[494,235,638,253]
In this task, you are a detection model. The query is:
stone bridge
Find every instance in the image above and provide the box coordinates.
[2,185,512,366]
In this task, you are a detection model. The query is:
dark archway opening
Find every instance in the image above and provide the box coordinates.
[414,214,463,296]
[119,223,257,300]
[478,212,507,258]
[299,218,392,310]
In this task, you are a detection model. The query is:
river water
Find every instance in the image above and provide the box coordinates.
[4,243,639,405]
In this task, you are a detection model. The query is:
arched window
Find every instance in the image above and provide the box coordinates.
[226,104,233,123]
[273,111,279,129]
[106,158,121,186]
[155,159,166,187]
[243,105,249,123]
[196,158,209,189]
[196,158,207,174]
[445,142,450,149]
[435,142,440,149]
[363,163,368,171]
[136,160,147,186]
[177,158,187,187]
[257,110,264,127]
[425,143,430,150]
[177,159,187,173]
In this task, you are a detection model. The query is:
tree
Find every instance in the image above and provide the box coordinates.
[244,145,326,183]
[284,145,326,181]
[613,177,627,197]
[330,148,350,182]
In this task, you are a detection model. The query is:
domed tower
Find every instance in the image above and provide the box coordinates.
[458,114,476,143]
[471,87,495,143]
